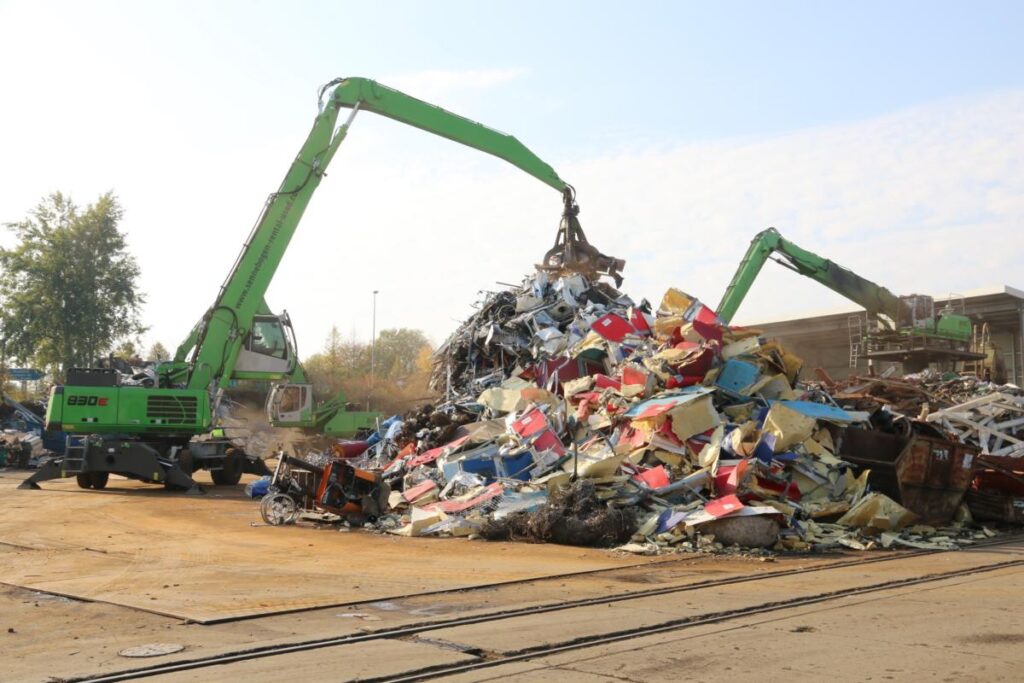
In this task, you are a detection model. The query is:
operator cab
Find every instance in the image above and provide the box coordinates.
[267,382,314,425]
[235,313,298,378]
[897,294,935,331]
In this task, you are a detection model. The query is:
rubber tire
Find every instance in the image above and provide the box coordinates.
[76,473,93,489]
[177,449,194,476]
[211,449,243,486]
[90,472,109,490]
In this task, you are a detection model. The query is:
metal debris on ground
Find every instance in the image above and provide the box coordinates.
[825,370,1023,455]
[251,257,1016,554]
[479,479,636,546]
[925,390,1024,457]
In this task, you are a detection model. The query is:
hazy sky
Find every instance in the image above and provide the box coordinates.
[1,0,1022,359]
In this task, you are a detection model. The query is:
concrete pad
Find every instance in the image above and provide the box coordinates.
[0,473,641,622]
[0,540,849,681]
[421,543,1024,656]
[147,638,480,682]
[434,567,1024,683]
[423,589,755,655]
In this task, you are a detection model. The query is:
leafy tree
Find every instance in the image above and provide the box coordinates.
[147,341,171,362]
[304,337,348,402]
[302,326,434,414]
[372,328,432,381]
[113,339,141,363]
[304,325,364,396]
[0,192,145,377]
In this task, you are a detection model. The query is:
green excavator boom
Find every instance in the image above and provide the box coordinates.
[716,228,909,326]
[714,227,978,372]
[179,77,572,397]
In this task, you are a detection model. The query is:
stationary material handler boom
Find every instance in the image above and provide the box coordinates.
[24,77,621,492]
[717,228,982,371]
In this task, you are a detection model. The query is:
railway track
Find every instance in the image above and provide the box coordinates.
[73,536,1024,683]
[381,555,1024,682]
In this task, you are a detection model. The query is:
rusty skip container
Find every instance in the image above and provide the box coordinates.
[840,428,978,525]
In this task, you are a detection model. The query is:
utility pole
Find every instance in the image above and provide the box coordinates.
[369,290,379,411]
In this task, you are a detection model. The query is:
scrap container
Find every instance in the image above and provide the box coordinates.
[840,428,977,525]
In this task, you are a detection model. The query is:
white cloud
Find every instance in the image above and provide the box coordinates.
[559,90,1024,327]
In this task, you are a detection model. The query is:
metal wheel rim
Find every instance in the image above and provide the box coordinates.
[260,492,298,525]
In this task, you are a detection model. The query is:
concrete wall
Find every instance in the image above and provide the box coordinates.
[750,290,1024,385]
[750,311,896,382]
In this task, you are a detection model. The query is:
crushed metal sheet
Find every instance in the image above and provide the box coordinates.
[252,259,1011,555]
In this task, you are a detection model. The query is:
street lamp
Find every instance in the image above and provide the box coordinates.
[369,290,379,411]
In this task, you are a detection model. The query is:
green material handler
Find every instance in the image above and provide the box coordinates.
[24,77,621,492]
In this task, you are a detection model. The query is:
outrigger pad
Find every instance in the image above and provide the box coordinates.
[163,463,205,494]
[18,458,67,489]
[17,441,206,494]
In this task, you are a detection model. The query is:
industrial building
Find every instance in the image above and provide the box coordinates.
[752,285,1024,385]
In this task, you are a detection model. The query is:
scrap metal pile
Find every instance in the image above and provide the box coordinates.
[826,371,1024,456]
[0,430,42,468]
[811,371,1024,529]
[267,267,1005,554]
[1,394,49,468]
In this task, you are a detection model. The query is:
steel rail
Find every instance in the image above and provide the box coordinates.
[382,556,1024,682]
[70,536,1023,683]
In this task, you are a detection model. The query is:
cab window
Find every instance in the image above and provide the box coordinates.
[249,320,288,359]
[279,385,304,412]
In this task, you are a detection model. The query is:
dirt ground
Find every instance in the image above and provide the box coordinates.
[2,468,1023,682]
